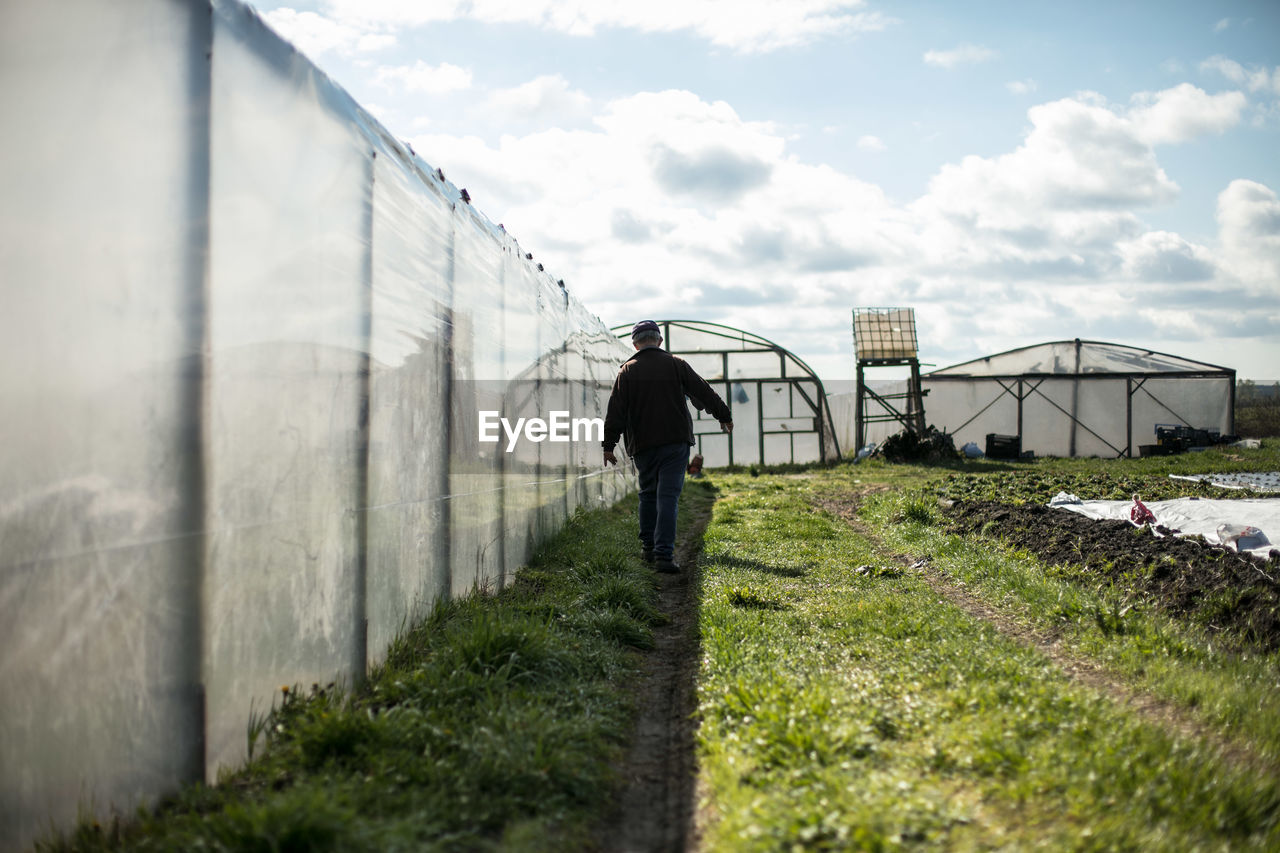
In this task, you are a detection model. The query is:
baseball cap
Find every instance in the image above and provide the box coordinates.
[631,319,661,339]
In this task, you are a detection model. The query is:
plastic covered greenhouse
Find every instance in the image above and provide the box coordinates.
[610,320,842,466]
[921,339,1236,458]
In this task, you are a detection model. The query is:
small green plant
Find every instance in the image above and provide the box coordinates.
[1093,600,1137,638]
[726,585,786,610]
[245,698,269,763]
[895,493,936,524]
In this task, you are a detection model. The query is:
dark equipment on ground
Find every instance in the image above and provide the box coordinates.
[985,433,1022,460]
[1138,424,1239,456]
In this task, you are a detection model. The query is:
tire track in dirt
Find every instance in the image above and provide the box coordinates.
[600,490,714,853]
[813,489,1278,776]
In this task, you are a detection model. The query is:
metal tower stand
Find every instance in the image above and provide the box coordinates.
[852,308,927,451]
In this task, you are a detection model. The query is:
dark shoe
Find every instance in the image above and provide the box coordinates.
[655,558,680,574]
[642,549,655,564]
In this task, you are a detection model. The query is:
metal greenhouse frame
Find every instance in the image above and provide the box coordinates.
[609,320,842,466]
[923,339,1236,458]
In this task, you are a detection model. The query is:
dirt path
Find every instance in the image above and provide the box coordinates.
[813,489,1277,774]
[599,491,714,853]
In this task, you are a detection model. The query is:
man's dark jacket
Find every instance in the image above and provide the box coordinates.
[603,346,733,456]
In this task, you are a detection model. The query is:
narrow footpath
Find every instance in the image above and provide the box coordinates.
[599,490,714,853]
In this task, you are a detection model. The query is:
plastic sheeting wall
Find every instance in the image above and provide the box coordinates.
[826,380,911,453]
[829,377,1234,458]
[0,1,631,848]
[923,376,1234,458]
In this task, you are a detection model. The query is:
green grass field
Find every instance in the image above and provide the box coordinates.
[697,443,1280,849]
[44,441,1280,850]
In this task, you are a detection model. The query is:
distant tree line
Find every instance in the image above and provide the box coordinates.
[1236,380,1280,438]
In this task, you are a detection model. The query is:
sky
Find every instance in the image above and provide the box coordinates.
[253,0,1280,381]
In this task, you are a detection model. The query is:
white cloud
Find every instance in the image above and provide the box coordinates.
[321,0,894,53]
[1127,83,1245,144]
[407,89,896,333]
[1117,231,1215,282]
[856,134,886,151]
[374,60,473,94]
[923,44,996,69]
[1251,100,1280,128]
[403,86,1274,378]
[1006,79,1037,95]
[1199,55,1280,94]
[262,8,394,59]
[1214,17,1231,32]
[475,74,592,124]
[918,95,1178,229]
[1217,179,1280,283]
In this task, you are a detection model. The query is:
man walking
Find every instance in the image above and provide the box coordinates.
[603,320,733,573]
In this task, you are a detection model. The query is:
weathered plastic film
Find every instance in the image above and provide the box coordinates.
[0,0,632,848]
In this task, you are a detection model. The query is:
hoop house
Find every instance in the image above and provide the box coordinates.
[610,320,841,466]
[923,339,1236,458]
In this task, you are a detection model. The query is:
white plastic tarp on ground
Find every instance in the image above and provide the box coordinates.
[1169,472,1280,493]
[1050,496,1280,561]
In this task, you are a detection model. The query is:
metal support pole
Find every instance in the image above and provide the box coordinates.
[757,381,765,464]
[855,362,866,451]
[1016,379,1024,442]
[1228,370,1237,436]
[1069,338,1082,457]
[723,350,733,466]
[816,384,827,462]
[1126,377,1133,458]
[352,150,375,684]
[909,359,924,432]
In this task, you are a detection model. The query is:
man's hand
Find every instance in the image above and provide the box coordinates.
[603,450,618,467]
[721,421,734,433]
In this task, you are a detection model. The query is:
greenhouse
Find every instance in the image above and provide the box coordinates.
[921,339,1236,458]
[610,320,842,466]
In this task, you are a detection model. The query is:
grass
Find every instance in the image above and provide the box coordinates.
[694,458,1280,850]
[41,439,1280,849]
[859,482,1280,764]
[41,484,715,852]
[864,440,1280,751]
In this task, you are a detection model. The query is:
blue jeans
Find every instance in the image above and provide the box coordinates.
[635,442,689,561]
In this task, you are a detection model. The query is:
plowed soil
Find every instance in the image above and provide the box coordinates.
[943,500,1280,651]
